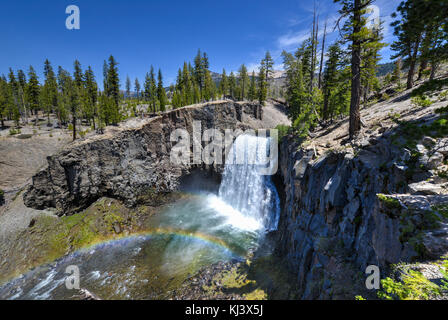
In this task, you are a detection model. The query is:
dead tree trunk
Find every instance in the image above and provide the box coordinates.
[349,0,362,139]
[318,20,327,89]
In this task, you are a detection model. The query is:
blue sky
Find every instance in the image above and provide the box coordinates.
[0,0,401,88]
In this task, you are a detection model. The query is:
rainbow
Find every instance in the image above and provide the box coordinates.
[0,227,242,290]
[76,227,241,258]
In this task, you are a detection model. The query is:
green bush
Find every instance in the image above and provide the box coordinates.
[411,95,432,108]
[0,189,4,205]
[377,194,401,210]
[275,124,290,143]
[8,128,21,135]
[378,269,440,300]
[440,90,448,101]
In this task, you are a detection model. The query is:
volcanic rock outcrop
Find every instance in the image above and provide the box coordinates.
[23,101,263,214]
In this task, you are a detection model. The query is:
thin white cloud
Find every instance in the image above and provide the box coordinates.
[244,0,401,73]
[277,31,310,48]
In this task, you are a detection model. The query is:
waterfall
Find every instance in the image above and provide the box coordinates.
[218,134,280,231]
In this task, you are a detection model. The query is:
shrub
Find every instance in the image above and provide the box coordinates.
[377,194,401,210]
[440,90,448,101]
[8,128,20,135]
[388,112,401,123]
[275,124,290,143]
[0,189,4,205]
[378,268,441,300]
[411,95,432,108]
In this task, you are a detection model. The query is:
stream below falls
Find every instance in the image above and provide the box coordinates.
[0,134,282,300]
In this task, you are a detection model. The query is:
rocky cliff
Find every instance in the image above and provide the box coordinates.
[23,101,263,214]
[276,85,448,299]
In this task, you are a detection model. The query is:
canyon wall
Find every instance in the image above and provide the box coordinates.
[277,132,448,299]
[23,101,262,214]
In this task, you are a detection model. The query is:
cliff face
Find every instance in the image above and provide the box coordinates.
[277,132,448,299]
[23,101,262,214]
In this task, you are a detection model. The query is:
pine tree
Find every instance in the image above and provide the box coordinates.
[194,49,205,97]
[361,23,385,108]
[27,66,40,124]
[144,72,151,102]
[203,70,216,102]
[0,76,10,128]
[238,64,249,101]
[248,71,257,102]
[334,0,379,139]
[282,51,307,123]
[73,60,83,88]
[391,0,424,89]
[105,55,120,123]
[391,58,402,88]
[42,59,58,125]
[321,43,351,121]
[261,51,274,82]
[6,69,19,126]
[220,69,229,98]
[181,62,194,105]
[56,67,70,125]
[134,78,140,99]
[60,73,80,140]
[157,69,167,111]
[84,66,98,129]
[229,72,237,100]
[125,75,131,99]
[322,43,342,120]
[98,92,115,129]
[16,69,27,124]
[257,66,267,105]
[149,65,157,112]
[260,51,274,98]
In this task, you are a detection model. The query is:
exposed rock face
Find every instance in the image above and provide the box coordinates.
[23,101,262,214]
[276,133,448,299]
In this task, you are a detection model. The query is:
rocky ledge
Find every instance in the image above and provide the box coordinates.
[23,101,263,215]
[277,123,448,299]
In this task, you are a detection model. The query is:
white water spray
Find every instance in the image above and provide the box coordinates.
[218,134,280,231]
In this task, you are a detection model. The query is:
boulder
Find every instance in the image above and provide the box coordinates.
[422,136,436,148]
[409,181,445,195]
[427,152,444,170]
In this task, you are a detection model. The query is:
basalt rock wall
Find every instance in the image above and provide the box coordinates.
[276,133,448,299]
[23,101,262,214]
